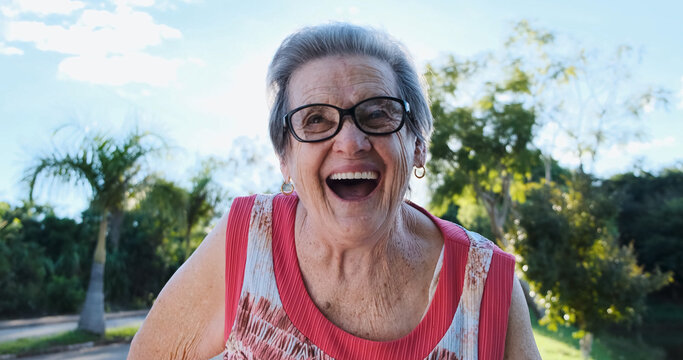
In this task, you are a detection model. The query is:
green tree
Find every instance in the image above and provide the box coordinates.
[102,177,186,307]
[21,209,92,314]
[426,56,540,248]
[606,168,683,299]
[0,202,48,316]
[26,128,163,334]
[504,20,670,176]
[104,162,224,306]
[141,162,224,261]
[182,161,223,260]
[0,202,92,316]
[514,174,671,358]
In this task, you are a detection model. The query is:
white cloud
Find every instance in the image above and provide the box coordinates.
[1,0,85,17]
[6,8,181,56]
[625,136,675,153]
[186,57,205,67]
[116,88,152,99]
[58,53,183,86]
[590,136,678,176]
[553,150,582,169]
[191,57,268,120]
[678,76,683,109]
[2,2,188,86]
[602,136,676,159]
[0,42,23,55]
[113,0,156,8]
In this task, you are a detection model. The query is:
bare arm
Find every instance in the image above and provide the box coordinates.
[504,276,542,360]
[128,212,228,359]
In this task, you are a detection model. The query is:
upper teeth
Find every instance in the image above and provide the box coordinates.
[329,171,379,180]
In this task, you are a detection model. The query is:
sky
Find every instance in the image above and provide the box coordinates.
[1,0,682,218]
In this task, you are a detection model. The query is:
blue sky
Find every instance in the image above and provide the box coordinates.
[1,0,681,217]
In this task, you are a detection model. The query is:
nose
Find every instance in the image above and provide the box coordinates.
[332,114,371,155]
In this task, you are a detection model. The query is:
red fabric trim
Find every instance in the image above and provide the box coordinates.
[272,194,471,359]
[224,195,257,342]
[223,193,516,357]
[478,248,516,360]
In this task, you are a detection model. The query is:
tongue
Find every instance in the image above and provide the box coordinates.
[328,179,377,200]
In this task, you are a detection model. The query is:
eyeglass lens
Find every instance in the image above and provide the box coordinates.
[289,98,404,141]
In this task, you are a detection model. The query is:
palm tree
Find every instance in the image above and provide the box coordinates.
[26,128,162,334]
[140,161,223,261]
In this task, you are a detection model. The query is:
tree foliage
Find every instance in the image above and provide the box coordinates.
[0,177,223,316]
[0,129,284,320]
[425,20,675,358]
[0,202,93,316]
[426,55,540,247]
[504,20,671,175]
[25,128,163,334]
[605,168,683,298]
[514,174,671,341]
[183,160,224,259]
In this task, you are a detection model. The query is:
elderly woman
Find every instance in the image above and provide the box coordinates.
[129,23,540,359]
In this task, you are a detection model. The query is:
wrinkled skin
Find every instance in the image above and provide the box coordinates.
[280,55,426,248]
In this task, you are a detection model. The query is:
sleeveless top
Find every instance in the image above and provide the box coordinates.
[222,194,515,360]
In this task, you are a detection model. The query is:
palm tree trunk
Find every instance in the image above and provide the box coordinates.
[543,154,553,183]
[78,209,108,335]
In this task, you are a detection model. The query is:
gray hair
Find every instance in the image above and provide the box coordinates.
[267,23,433,158]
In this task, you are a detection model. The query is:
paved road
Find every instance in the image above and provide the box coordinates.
[20,343,131,360]
[0,311,147,343]
[0,311,224,359]
[20,343,225,360]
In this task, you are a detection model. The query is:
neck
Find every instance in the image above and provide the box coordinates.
[295,202,424,280]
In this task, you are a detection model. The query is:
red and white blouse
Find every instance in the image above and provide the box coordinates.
[223,194,515,360]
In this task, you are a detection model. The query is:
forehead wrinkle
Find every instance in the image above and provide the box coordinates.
[289,56,399,109]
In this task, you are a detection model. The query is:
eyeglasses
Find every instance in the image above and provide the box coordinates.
[283,96,410,143]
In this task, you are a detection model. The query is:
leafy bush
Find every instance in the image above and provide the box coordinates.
[513,174,671,356]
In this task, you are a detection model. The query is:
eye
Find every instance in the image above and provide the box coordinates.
[291,105,339,139]
[359,106,393,130]
[368,109,389,120]
[305,114,327,125]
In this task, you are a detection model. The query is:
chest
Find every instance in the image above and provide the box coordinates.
[300,268,434,341]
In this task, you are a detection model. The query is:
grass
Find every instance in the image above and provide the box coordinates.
[532,324,667,360]
[0,325,139,356]
[0,316,671,359]
[530,309,667,360]
[534,330,583,359]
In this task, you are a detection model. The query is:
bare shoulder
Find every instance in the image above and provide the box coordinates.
[128,211,229,359]
[504,275,541,360]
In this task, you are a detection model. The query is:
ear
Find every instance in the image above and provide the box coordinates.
[413,138,426,168]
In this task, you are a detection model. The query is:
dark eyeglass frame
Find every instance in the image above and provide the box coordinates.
[282,96,411,143]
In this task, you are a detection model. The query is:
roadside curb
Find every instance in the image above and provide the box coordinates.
[0,341,94,359]
[0,310,148,330]
[0,340,131,359]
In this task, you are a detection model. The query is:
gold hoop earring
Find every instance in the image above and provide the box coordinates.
[414,166,426,179]
[281,178,294,195]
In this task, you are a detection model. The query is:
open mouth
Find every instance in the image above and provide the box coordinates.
[326,171,380,200]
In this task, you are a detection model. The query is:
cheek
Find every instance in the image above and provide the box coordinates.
[288,145,324,192]
[395,132,414,175]
[288,147,305,183]
[385,132,413,198]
